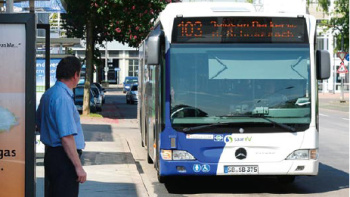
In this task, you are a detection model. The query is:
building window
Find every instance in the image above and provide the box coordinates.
[109,51,120,58]
[128,51,138,57]
[128,59,139,77]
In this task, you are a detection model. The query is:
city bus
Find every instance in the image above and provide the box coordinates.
[138,2,330,183]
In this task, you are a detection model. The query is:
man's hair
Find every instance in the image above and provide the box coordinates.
[56,56,82,80]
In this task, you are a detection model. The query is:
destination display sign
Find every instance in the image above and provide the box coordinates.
[172,17,308,43]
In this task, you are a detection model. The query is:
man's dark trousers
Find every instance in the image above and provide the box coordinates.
[45,146,82,197]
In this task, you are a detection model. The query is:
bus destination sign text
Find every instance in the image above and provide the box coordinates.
[172,17,307,43]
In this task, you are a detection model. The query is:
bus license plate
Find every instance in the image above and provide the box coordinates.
[224,165,259,174]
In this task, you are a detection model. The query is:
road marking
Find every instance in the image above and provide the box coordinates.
[319,114,329,117]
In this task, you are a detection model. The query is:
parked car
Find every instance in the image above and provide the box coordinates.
[74,85,97,113]
[93,82,106,104]
[126,84,138,104]
[123,76,138,93]
[91,83,103,111]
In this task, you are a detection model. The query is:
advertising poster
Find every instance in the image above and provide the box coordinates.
[36,58,60,108]
[0,24,26,197]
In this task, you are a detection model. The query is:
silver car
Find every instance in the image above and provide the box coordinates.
[91,84,103,111]
[126,84,138,104]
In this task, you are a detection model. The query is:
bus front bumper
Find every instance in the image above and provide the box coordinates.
[159,159,319,176]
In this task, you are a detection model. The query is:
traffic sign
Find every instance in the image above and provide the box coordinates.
[337,62,348,73]
[104,67,109,72]
[337,52,348,61]
[346,54,349,61]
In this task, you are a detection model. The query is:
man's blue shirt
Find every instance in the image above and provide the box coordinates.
[36,81,85,149]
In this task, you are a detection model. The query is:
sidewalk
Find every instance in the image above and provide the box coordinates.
[318,92,349,112]
[36,86,147,197]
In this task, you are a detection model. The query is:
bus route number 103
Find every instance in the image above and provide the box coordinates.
[177,21,203,37]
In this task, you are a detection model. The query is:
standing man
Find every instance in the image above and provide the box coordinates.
[36,56,87,197]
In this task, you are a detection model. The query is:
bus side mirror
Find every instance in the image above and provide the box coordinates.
[316,50,331,80]
[146,31,164,65]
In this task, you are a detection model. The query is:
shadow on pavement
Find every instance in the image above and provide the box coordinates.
[81,151,134,166]
[161,162,348,195]
[100,94,137,120]
[36,178,139,197]
[82,124,113,142]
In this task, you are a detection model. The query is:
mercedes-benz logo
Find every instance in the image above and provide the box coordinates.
[235,148,247,160]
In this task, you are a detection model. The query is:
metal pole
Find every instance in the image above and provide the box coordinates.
[341,77,345,102]
[333,36,336,93]
[29,0,34,13]
[6,0,13,13]
[37,23,50,197]
[105,42,108,81]
[340,32,345,102]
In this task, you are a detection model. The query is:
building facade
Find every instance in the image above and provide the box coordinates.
[73,41,139,84]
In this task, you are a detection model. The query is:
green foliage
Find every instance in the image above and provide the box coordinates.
[62,0,174,48]
[331,0,349,52]
[315,0,348,52]
[306,0,330,13]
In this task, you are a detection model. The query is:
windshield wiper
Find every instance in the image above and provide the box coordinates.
[257,116,296,132]
[182,115,296,133]
[219,114,296,132]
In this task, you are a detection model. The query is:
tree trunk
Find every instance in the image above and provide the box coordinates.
[83,19,93,115]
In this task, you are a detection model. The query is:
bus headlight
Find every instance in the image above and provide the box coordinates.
[161,150,196,160]
[161,150,172,160]
[286,149,318,160]
[173,150,195,160]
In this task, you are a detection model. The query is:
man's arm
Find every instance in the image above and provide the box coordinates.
[61,135,87,183]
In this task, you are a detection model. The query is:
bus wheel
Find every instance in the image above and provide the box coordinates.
[277,176,295,184]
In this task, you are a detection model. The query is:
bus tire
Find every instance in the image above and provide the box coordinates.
[277,175,295,184]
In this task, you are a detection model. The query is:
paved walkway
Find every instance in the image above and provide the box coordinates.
[36,86,147,197]
[319,92,349,112]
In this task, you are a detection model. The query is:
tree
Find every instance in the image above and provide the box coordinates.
[62,0,177,115]
[309,0,349,52]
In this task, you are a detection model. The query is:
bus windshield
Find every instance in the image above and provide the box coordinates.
[170,44,311,132]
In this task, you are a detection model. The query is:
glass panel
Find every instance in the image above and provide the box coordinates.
[109,51,120,58]
[74,87,84,96]
[170,44,311,131]
[128,51,138,57]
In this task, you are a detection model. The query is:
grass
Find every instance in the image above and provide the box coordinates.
[80,113,103,118]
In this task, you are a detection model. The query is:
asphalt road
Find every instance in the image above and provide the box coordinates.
[110,88,349,197]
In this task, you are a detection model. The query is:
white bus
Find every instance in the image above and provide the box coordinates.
[138,2,330,183]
